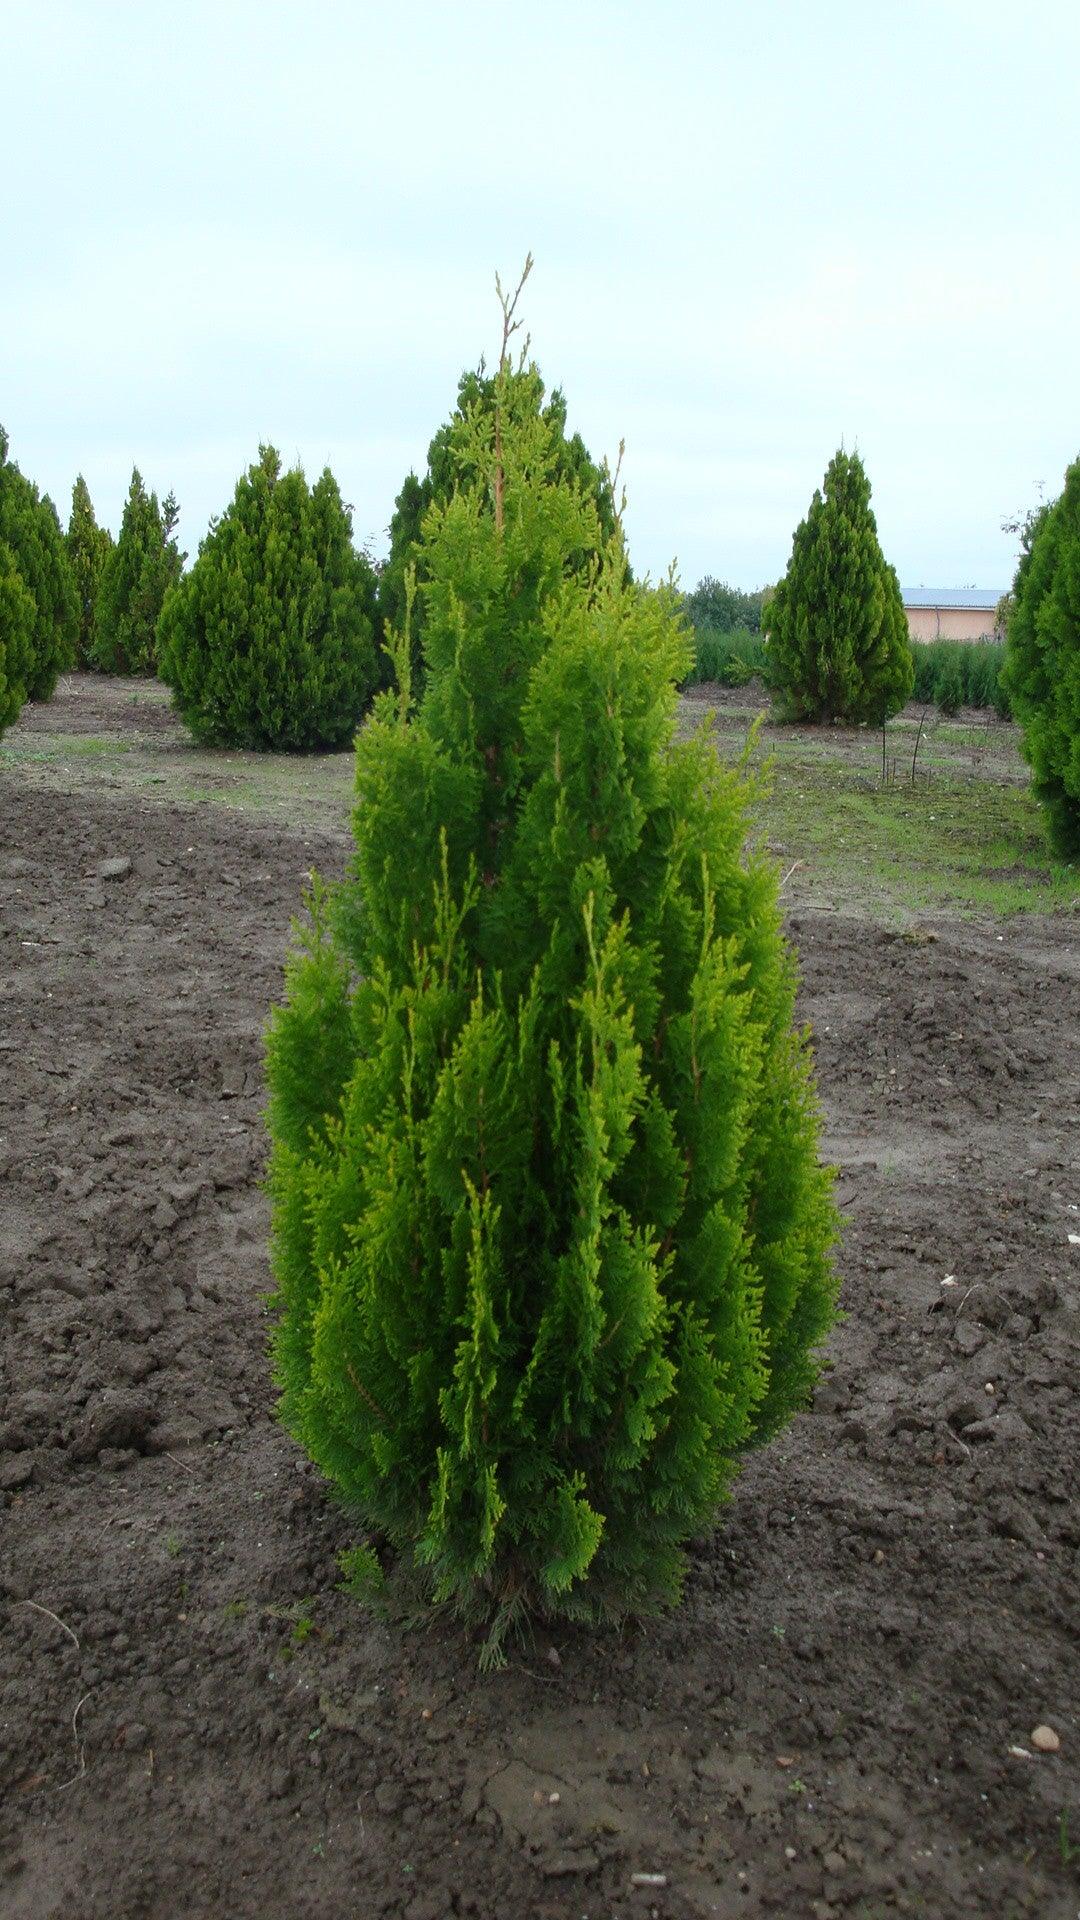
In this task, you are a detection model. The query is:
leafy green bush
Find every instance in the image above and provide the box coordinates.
[158,447,379,750]
[768,448,913,724]
[94,469,182,674]
[66,475,113,666]
[684,577,767,635]
[683,625,767,687]
[266,345,838,1656]
[0,426,77,703]
[1002,458,1080,856]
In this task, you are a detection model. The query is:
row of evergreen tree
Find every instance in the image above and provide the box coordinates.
[3,396,1077,856]
[1,438,184,738]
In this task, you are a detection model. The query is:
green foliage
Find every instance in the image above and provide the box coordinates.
[1002,458,1080,856]
[684,577,767,635]
[157,447,379,750]
[266,352,837,1651]
[0,541,36,736]
[909,639,1010,717]
[66,475,114,666]
[378,361,624,694]
[934,653,964,717]
[683,625,767,688]
[94,468,183,674]
[768,449,913,724]
[0,425,77,703]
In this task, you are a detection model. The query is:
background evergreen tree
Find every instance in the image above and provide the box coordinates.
[94,468,182,673]
[767,448,913,724]
[0,426,78,701]
[66,475,114,665]
[0,540,36,736]
[378,297,624,691]
[266,284,837,1656]
[157,445,380,750]
[1001,457,1080,856]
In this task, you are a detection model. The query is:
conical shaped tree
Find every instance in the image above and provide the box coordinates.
[0,426,77,701]
[94,468,182,674]
[1001,457,1080,856]
[266,295,838,1655]
[66,475,114,666]
[157,446,379,750]
[768,449,913,724]
[379,289,624,694]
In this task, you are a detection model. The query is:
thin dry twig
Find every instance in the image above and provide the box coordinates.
[14,1600,80,1649]
[56,1691,93,1793]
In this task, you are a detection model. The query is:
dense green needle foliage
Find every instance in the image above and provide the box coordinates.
[378,360,623,693]
[266,360,838,1654]
[94,468,182,674]
[0,540,36,737]
[0,426,77,706]
[683,626,767,688]
[66,475,114,666]
[1002,458,1080,856]
[157,447,379,750]
[910,638,1010,717]
[768,449,913,724]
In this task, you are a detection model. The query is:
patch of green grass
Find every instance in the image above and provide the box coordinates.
[69,736,133,757]
[742,756,1079,920]
[0,733,131,766]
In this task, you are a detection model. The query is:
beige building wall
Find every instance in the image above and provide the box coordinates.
[905,605,1001,643]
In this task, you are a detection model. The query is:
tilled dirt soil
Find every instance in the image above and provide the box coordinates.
[1,680,1078,1919]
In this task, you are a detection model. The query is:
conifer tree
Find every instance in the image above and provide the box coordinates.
[94,468,183,674]
[0,426,78,701]
[157,446,379,750]
[768,449,913,724]
[1001,457,1080,856]
[266,276,837,1655]
[66,475,114,666]
[379,282,624,691]
[0,540,36,737]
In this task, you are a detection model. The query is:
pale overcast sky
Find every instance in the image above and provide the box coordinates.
[3,0,1078,592]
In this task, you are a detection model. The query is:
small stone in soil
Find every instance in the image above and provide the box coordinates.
[1031,1724,1061,1753]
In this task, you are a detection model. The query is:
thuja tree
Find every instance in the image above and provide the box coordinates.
[266,288,837,1655]
[0,426,77,701]
[1001,458,1080,856]
[94,468,182,674]
[378,268,623,691]
[67,475,114,666]
[768,448,913,724]
[157,446,379,750]
[0,541,36,736]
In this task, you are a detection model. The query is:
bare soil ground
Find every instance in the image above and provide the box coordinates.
[2,677,1078,1920]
